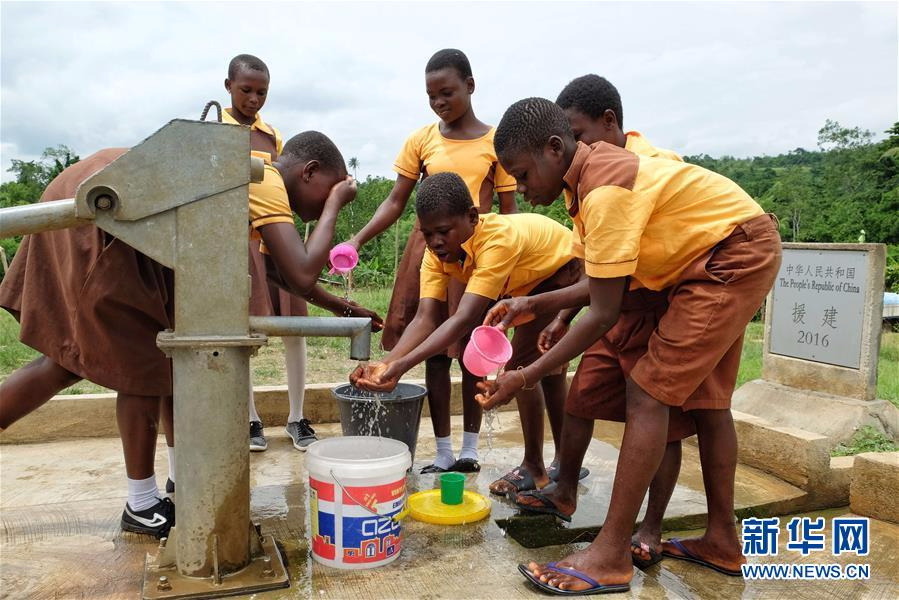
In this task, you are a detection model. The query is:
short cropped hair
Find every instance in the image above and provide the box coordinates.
[281,131,346,174]
[415,172,473,218]
[494,97,573,159]
[425,48,473,79]
[228,54,269,80]
[556,74,623,127]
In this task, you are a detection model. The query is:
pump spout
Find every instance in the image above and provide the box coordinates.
[248,316,372,361]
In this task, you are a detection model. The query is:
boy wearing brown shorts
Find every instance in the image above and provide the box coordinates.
[479,97,781,593]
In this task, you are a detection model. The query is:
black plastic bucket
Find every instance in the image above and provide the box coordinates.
[332,383,427,463]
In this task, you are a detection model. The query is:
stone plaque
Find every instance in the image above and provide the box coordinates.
[769,248,868,368]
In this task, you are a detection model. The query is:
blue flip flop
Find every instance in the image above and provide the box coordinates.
[662,538,743,577]
[517,563,630,596]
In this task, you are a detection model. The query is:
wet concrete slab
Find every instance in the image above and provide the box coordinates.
[2,414,895,599]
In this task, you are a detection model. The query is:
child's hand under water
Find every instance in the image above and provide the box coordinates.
[350,361,399,392]
[475,371,524,410]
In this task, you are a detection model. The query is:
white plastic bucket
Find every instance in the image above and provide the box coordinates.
[305,436,411,569]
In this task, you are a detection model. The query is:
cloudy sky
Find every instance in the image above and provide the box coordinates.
[1,1,896,183]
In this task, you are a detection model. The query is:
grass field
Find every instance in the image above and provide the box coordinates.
[1,285,896,407]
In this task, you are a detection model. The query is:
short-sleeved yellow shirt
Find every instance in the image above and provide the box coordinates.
[394,123,516,210]
[624,131,682,162]
[420,213,573,302]
[221,109,283,157]
[564,141,763,290]
[248,158,294,252]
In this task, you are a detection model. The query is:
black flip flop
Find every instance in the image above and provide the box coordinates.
[517,563,630,595]
[662,538,743,577]
[513,489,573,522]
[630,541,663,570]
[489,466,536,497]
[547,463,590,483]
[449,457,480,473]
[420,463,448,474]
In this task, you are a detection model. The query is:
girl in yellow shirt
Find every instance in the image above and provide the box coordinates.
[346,49,516,473]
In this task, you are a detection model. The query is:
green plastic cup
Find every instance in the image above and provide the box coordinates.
[440,472,465,505]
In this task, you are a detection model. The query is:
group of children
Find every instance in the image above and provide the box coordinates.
[0,47,781,594]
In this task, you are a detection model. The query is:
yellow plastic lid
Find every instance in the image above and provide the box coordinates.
[407,489,491,525]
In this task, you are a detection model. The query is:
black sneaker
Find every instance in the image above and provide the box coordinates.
[285,419,317,451]
[121,497,175,538]
[165,478,175,494]
[250,421,267,452]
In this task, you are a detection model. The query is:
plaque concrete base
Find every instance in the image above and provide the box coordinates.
[732,379,899,444]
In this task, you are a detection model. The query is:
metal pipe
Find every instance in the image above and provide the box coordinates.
[249,316,372,361]
[0,198,87,238]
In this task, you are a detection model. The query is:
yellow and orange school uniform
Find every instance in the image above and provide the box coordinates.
[245,159,301,316]
[563,141,780,424]
[382,124,517,353]
[222,109,283,159]
[624,130,682,162]
[224,110,305,317]
[419,212,581,372]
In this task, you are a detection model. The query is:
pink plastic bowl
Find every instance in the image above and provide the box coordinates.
[329,243,358,275]
[463,326,513,377]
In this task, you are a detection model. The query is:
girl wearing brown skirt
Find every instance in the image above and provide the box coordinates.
[346,49,516,472]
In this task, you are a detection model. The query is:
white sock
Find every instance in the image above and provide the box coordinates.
[284,336,306,423]
[127,474,161,511]
[166,446,175,483]
[433,436,455,470]
[248,375,261,423]
[459,431,479,461]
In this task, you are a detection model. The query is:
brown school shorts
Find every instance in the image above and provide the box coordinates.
[567,213,782,432]
[505,259,583,376]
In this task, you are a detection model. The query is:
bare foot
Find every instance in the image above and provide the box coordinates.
[513,482,576,517]
[631,525,662,564]
[662,535,745,573]
[524,544,632,592]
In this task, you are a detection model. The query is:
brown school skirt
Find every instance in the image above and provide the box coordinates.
[567,213,781,431]
[381,220,465,357]
[505,259,583,376]
[0,148,176,397]
[247,239,308,317]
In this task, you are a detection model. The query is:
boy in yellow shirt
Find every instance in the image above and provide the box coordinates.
[516,74,694,569]
[350,172,580,492]
[480,98,780,593]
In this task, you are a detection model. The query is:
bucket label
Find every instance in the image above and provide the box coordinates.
[309,476,405,565]
[310,478,337,560]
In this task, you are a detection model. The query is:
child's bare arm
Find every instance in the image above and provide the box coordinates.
[497,191,518,215]
[384,293,491,381]
[261,177,355,294]
[348,175,417,249]
[302,284,383,331]
[351,298,443,392]
[484,278,590,330]
[478,276,626,409]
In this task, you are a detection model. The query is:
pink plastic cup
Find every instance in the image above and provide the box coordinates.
[463,326,513,377]
[329,243,358,275]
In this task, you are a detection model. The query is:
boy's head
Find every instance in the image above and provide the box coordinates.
[425,49,474,125]
[415,172,478,264]
[276,131,348,222]
[225,54,270,122]
[494,97,576,207]
[556,74,624,146]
